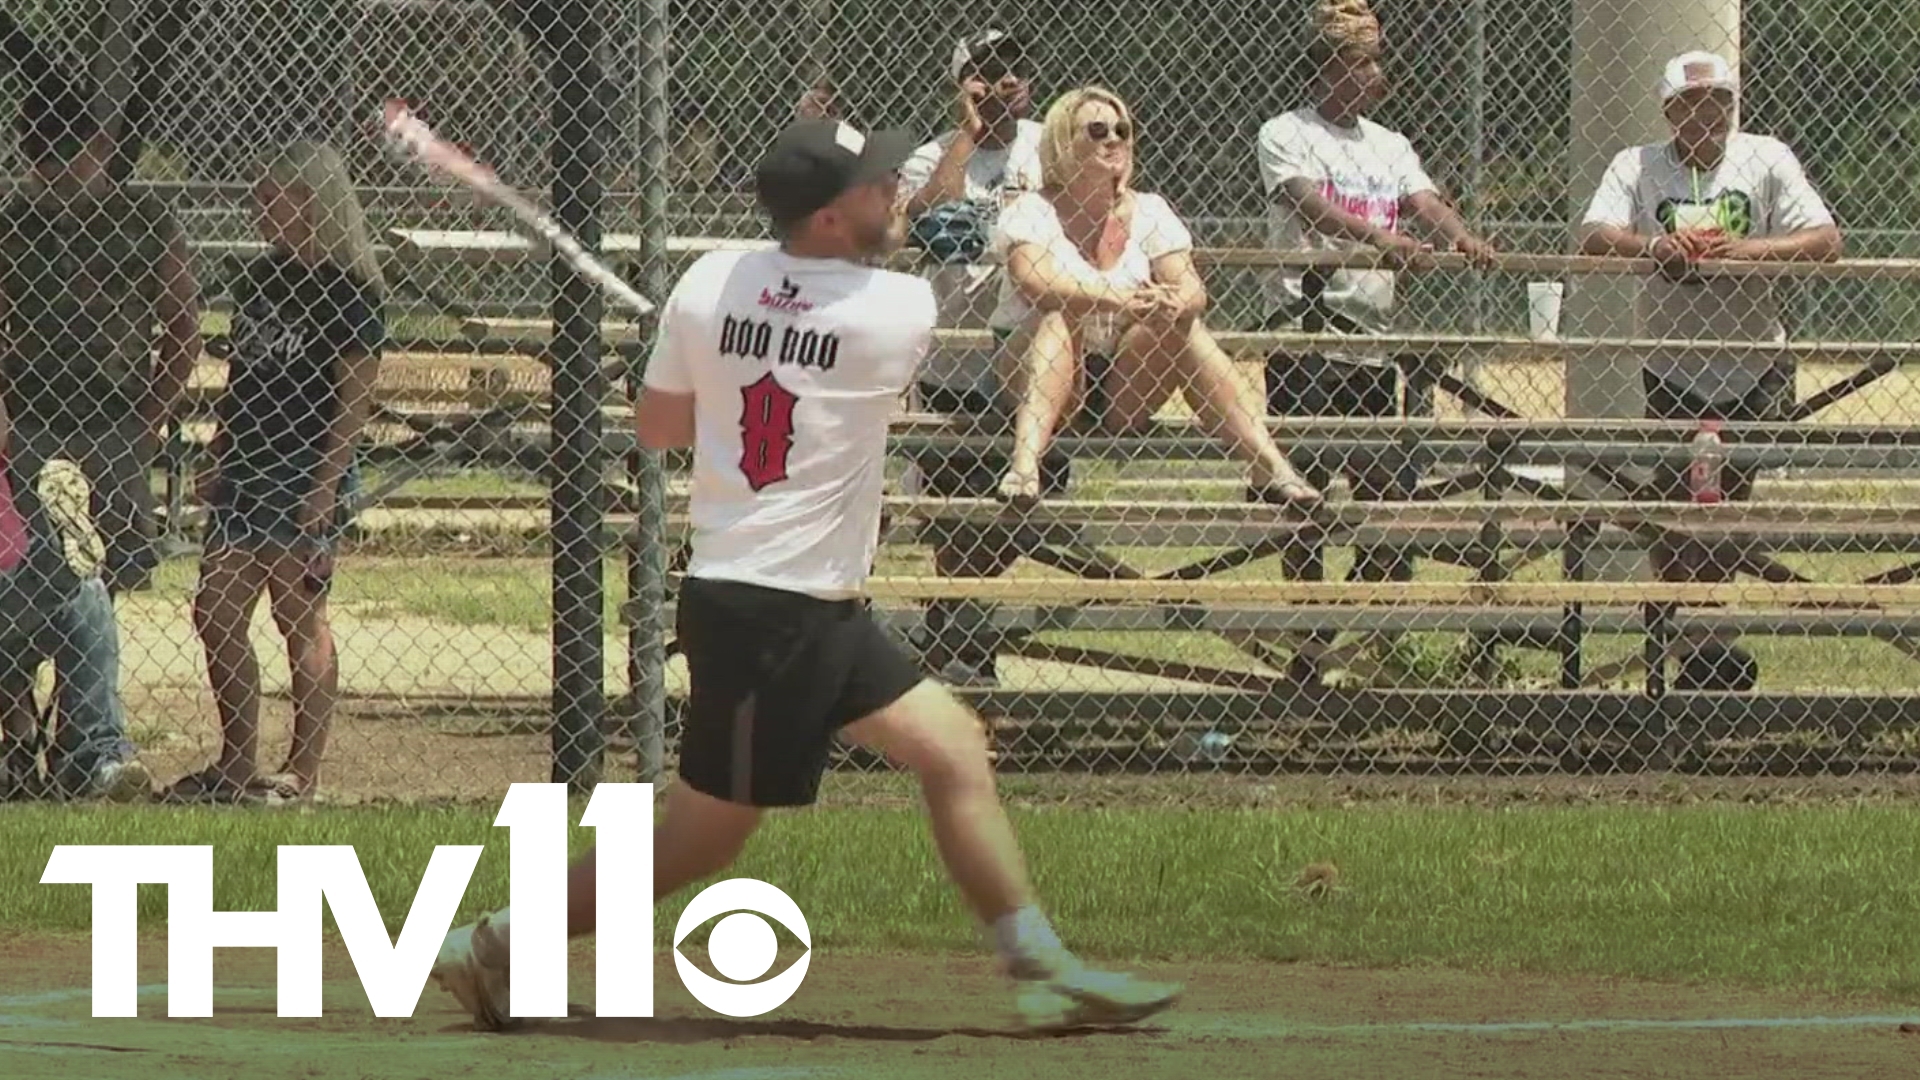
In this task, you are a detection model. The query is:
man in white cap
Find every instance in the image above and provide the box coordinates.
[1578,50,1843,690]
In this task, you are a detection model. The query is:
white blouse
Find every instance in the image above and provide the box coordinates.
[986,188,1194,351]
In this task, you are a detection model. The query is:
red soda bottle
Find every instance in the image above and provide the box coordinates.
[1688,421,1726,505]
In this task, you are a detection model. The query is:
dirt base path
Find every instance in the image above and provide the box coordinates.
[1,935,1914,1080]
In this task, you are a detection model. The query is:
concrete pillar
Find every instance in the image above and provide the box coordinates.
[1564,0,1741,578]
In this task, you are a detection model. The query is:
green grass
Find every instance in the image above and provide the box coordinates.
[143,558,628,637]
[4,803,1919,998]
[353,468,547,501]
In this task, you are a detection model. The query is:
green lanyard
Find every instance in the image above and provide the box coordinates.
[1689,161,1719,231]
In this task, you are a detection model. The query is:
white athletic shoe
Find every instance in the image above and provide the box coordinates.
[92,759,152,803]
[432,915,514,1031]
[1011,956,1182,1031]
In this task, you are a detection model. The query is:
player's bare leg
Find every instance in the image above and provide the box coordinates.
[430,783,762,1030]
[839,679,1182,1030]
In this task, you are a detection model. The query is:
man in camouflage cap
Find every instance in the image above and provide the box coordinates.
[0,79,195,799]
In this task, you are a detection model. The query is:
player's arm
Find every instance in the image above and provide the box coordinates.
[635,291,696,449]
[146,214,203,454]
[634,387,694,449]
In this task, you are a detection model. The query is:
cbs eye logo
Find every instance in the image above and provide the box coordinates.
[673,878,812,1017]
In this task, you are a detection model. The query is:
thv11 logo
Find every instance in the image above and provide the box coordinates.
[40,783,811,1020]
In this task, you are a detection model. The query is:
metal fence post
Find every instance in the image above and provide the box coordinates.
[544,0,608,793]
[626,0,670,781]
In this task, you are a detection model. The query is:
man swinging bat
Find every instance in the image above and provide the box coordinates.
[428,117,1183,1033]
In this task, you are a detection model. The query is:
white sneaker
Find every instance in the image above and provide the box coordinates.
[1012,956,1182,1031]
[91,760,152,803]
[431,915,513,1030]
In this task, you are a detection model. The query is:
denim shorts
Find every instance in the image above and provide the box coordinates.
[204,466,358,552]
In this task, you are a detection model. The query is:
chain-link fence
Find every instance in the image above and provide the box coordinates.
[2,0,1917,805]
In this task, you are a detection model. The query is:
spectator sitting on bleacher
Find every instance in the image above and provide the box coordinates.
[897,28,1046,687]
[1577,50,1842,692]
[903,28,1044,389]
[991,85,1318,510]
[1254,0,1497,580]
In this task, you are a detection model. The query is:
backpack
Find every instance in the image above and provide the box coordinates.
[908,199,994,264]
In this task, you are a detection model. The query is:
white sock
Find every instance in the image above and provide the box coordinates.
[991,906,1070,971]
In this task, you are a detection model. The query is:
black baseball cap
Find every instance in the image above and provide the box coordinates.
[754,118,917,229]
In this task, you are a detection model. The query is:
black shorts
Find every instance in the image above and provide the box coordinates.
[1264,351,1403,419]
[1642,367,1790,502]
[675,576,925,807]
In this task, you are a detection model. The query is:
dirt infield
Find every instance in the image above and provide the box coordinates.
[1,935,1914,1079]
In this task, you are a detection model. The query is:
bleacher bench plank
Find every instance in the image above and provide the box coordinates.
[447,316,1920,366]
[828,496,1920,529]
[375,230,1920,281]
[887,414,1920,444]
[811,579,1920,606]
[618,600,1920,638]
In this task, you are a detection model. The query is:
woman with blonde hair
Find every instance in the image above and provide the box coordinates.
[988,86,1319,508]
[165,142,386,804]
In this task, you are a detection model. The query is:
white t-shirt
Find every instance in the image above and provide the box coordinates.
[986,188,1194,353]
[642,249,937,600]
[899,119,1045,394]
[1582,131,1835,403]
[1257,106,1436,348]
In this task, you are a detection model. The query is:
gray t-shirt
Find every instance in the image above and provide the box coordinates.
[1581,132,1835,403]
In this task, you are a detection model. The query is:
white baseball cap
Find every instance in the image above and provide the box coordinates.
[1660,51,1738,101]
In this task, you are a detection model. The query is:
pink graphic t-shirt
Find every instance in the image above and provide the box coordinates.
[1256,106,1437,349]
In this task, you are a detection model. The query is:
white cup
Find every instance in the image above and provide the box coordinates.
[1527,281,1564,342]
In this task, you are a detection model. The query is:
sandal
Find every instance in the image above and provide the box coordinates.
[1248,477,1325,513]
[161,766,261,805]
[995,468,1042,511]
[250,772,316,807]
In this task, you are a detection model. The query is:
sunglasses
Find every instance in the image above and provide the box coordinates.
[1084,120,1132,142]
